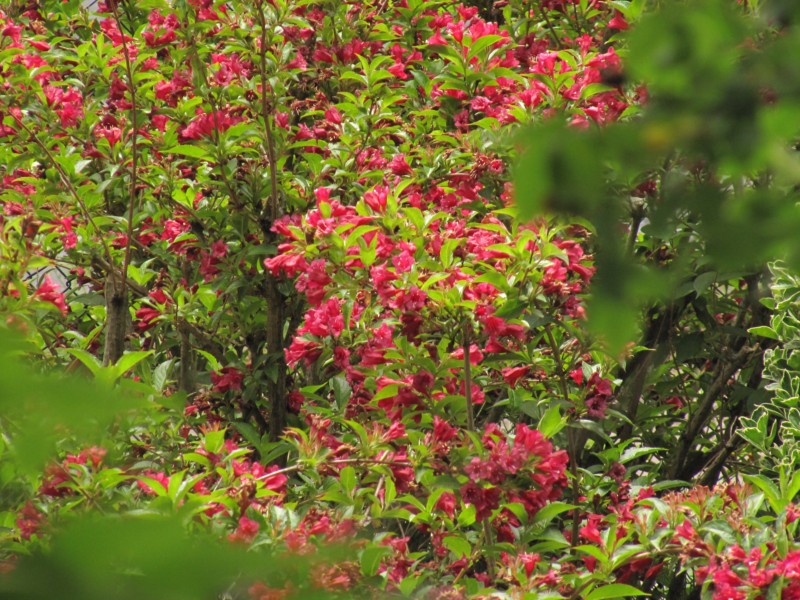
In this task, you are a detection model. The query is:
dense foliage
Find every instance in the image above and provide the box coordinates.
[2,0,800,598]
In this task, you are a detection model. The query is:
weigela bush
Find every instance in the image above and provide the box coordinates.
[1,0,798,599]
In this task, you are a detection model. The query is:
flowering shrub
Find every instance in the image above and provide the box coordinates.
[2,0,800,599]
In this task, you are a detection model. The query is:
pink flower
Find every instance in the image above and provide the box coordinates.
[608,11,629,30]
[585,373,613,419]
[210,239,228,258]
[180,109,241,141]
[664,395,685,409]
[460,482,500,521]
[211,367,244,393]
[435,492,457,518]
[295,259,330,306]
[228,516,259,544]
[450,344,484,366]
[34,276,68,315]
[391,250,414,273]
[135,306,161,332]
[264,252,308,278]
[388,154,413,176]
[579,513,604,544]
[432,416,458,443]
[285,338,322,367]
[364,186,388,212]
[501,366,529,388]
[16,502,44,541]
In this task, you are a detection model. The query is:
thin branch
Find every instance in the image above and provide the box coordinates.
[543,322,581,554]
[109,0,139,300]
[12,115,116,280]
[255,0,280,221]
[462,320,495,579]
[668,344,759,480]
[463,321,476,432]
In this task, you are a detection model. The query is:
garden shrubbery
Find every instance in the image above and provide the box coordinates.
[2,0,800,598]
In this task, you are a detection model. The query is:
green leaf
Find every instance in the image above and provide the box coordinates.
[340,466,356,496]
[360,545,390,577]
[152,359,173,393]
[749,326,779,340]
[164,144,213,161]
[65,349,102,376]
[743,474,783,513]
[384,475,397,507]
[196,350,220,372]
[538,404,566,438]
[0,514,341,600]
[373,384,399,403]
[398,574,422,596]
[466,34,506,62]
[442,535,471,558]
[619,446,667,464]
[331,375,351,410]
[137,475,168,496]
[531,502,576,527]
[203,430,226,455]
[514,122,607,220]
[440,238,461,268]
[786,468,800,505]
[693,271,717,296]
[458,503,476,527]
[0,333,145,476]
[575,544,608,564]
[113,350,154,377]
[585,584,649,600]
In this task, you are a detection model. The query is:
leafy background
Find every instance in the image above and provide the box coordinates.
[2,0,800,598]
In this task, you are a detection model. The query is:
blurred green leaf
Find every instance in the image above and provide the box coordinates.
[0,514,349,600]
[0,331,147,477]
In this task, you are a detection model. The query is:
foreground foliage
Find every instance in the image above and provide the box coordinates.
[2,0,800,598]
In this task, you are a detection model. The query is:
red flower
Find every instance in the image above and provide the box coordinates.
[435,492,457,518]
[585,373,613,419]
[501,366,529,388]
[264,252,308,278]
[34,276,68,315]
[450,344,484,365]
[135,306,161,332]
[388,153,413,176]
[285,338,322,367]
[180,109,241,140]
[608,11,629,30]
[16,502,44,541]
[579,513,603,545]
[211,367,244,393]
[460,482,501,520]
[228,516,259,544]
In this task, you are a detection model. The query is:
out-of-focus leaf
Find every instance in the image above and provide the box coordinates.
[0,331,147,476]
[0,514,349,600]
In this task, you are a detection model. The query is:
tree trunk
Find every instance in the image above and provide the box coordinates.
[103,273,128,366]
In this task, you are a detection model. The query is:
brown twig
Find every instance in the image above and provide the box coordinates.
[668,343,760,480]
[462,320,496,579]
[109,0,139,298]
[12,116,116,277]
[255,0,280,221]
[543,322,582,554]
[104,0,139,366]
